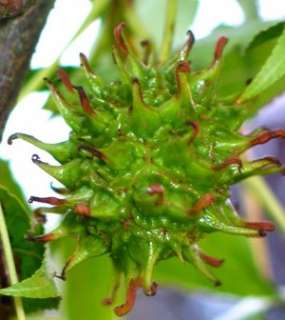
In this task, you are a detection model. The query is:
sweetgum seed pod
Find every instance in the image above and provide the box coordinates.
[10,23,284,316]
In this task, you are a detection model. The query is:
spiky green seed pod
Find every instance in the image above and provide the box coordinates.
[9,22,285,316]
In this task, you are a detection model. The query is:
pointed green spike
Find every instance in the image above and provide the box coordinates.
[130,79,161,138]
[183,245,221,286]
[80,52,104,95]
[32,156,86,189]
[46,79,83,132]
[234,157,283,182]
[60,236,106,278]
[8,133,76,163]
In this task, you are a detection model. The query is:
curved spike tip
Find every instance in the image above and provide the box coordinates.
[181,30,195,60]
[7,133,19,145]
[28,196,66,206]
[213,36,228,64]
[80,52,93,73]
[114,277,141,316]
[249,129,285,148]
[114,22,128,55]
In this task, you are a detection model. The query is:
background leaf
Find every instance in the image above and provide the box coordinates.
[155,233,276,297]
[0,263,59,299]
[0,160,58,312]
[63,254,122,320]
[239,26,285,102]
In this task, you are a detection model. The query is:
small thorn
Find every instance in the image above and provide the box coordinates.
[245,221,275,233]
[33,209,47,224]
[144,282,158,296]
[53,272,66,281]
[50,182,69,195]
[186,120,200,144]
[79,52,93,73]
[213,157,242,171]
[114,22,128,55]
[7,133,19,145]
[31,154,41,163]
[249,129,285,148]
[74,86,94,115]
[175,61,192,99]
[188,193,215,216]
[213,36,228,64]
[114,278,141,316]
[147,184,164,194]
[78,145,107,161]
[147,184,164,205]
[198,251,224,268]
[181,30,195,60]
[132,78,145,106]
[28,196,66,206]
[140,40,152,65]
[74,203,91,217]
[102,277,121,306]
[58,69,75,93]
[176,60,191,73]
[26,232,56,243]
[252,156,281,167]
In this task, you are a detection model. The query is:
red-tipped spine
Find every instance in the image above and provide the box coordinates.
[188,193,215,216]
[28,196,66,206]
[79,145,107,162]
[186,120,200,144]
[244,221,275,233]
[26,232,57,243]
[147,184,164,205]
[114,22,128,55]
[198,251,224,267]
[74,203,91,217]
[213,36,228,64]
[79,52,93,73]
[181,30,195,60]
[248,129,285,148]
[213,157,242,171]
[58,69,75,93]
[114,278,141,316]
[74,86,95,115]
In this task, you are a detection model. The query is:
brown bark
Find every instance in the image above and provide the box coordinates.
[0,0,55,141]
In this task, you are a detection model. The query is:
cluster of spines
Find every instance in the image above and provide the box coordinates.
[7,22,285,316]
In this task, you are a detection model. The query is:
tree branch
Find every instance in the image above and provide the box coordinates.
[0,0,55,141]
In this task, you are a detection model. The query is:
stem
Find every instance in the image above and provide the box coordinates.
[159,0,177,63]
[242,177,285,234]
[0,203,26,320]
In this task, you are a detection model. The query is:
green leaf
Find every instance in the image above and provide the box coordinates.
[0,160,58,312]
[155,233,276,297]
[0,263,59,298]
[64,255,122,320]
[0,161,43,280]
[239,26,285,102]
